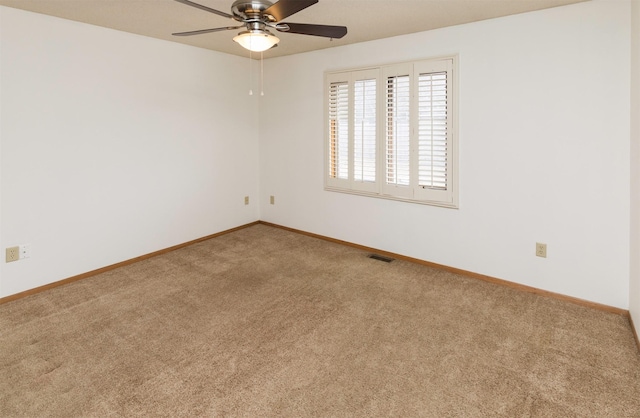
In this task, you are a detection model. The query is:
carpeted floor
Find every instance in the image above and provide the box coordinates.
[1,224,639,417]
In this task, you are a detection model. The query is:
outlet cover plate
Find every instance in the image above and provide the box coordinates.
[19,244,31,259]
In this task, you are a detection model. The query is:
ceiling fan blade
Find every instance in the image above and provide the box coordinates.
[264,0,318,22]
[173,0,234,19]
[172,26,242,36]
[277,23,347,39]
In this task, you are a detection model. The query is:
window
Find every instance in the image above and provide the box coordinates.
[325,57,457,207]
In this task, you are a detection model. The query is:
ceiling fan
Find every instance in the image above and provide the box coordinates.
[172,0,348,52]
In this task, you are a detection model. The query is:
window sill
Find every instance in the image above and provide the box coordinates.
[324,186,459,209]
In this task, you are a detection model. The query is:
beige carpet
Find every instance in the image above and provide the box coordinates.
[1,224,639,417]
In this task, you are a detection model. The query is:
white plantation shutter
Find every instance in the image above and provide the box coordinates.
[414,59,453,203]
[349,69,378,192]
[418,72,447,189]
[325,57,456,207]
[386,75,411,186]
[353,78,377,184]
[328,80,349,181]
[325,70,378,192]
[382,65,412,199]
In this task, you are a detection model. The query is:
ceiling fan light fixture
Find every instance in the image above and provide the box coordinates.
[233,30,279,52]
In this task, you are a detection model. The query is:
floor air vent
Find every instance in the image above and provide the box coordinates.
[368,254,394,263]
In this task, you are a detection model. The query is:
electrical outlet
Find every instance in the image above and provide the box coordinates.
[6,246,19,263]
[536,242,547,258]
[244,196,249,205]
[270,195,275,205]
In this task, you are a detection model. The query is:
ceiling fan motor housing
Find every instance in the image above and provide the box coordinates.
[231,0,276,22]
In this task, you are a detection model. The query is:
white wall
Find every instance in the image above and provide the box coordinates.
[0,7,260,297]
[630,0,640,336]
[260,0,632,309]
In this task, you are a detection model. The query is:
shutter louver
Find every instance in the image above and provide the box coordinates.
[418,72,448,190]
[354,79,376,183]
[386,75,411,186]
[329,82,349,180]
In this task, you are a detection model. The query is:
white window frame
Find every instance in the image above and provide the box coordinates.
[324,56,458,208]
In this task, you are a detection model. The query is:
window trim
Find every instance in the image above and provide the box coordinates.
[324,55,459,208]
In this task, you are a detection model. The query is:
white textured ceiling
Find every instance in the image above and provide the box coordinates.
[0,0,586,58]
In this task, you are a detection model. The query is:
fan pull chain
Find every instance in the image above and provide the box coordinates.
[249,50,253,96]
[260,51,265,96]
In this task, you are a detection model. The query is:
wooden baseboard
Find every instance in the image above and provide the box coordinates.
[0,221,260,305]
[259,221,630,318]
